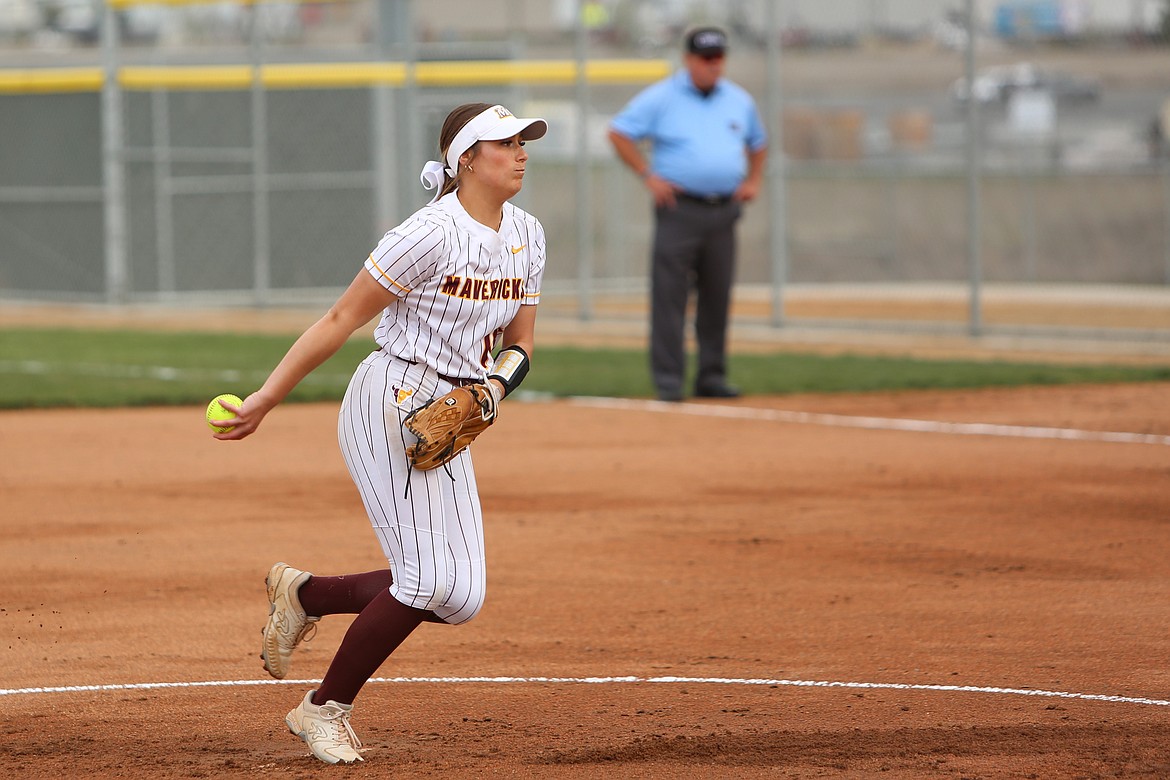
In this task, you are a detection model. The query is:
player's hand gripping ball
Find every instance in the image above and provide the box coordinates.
[206,393,243,433]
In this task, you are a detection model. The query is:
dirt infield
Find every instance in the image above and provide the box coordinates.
[2,381,1169,777]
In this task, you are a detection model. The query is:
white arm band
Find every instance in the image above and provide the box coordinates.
[487,345,530,398]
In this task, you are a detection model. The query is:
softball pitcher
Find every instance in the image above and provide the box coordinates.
[212,102,547,765]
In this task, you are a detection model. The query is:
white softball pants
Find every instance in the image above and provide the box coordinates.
[337,350,486,625]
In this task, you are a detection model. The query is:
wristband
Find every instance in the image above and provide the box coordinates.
[487,345,530,398]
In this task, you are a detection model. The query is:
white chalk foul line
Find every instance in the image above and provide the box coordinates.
[569,396,1170,446]
[4,359,1163,447]
[1,675,1166,708]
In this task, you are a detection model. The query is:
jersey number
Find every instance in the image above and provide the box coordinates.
[480,327,505,370]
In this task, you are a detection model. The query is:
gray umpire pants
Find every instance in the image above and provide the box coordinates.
[650,197,742,395]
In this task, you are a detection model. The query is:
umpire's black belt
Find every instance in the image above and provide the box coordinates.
[677,191,735,206]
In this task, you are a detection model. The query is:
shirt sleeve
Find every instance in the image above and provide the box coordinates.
[745,98,768,152]
[363,213,446,296]
[523,218,546,305]
[609,80,666,142]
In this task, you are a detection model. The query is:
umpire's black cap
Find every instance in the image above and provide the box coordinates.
[686,26,728,56]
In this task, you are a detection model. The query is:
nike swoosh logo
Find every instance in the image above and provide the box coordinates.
[511,245,526,254]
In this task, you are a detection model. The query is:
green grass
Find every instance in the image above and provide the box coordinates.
[0,327,1167,409]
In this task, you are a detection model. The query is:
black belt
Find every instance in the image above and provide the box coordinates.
[380,349,477,387]
[677,192,735,206]
[440,375,478,388]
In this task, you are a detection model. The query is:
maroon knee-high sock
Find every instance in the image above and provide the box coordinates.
[311,589,427,706]
[297,570,393,618]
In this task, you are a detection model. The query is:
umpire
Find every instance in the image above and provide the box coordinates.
[608,26,767,402]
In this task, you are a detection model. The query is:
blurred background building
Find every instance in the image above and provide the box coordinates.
[1,0,1168,345]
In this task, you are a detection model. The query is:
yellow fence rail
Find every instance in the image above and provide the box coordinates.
[0,59,671,94]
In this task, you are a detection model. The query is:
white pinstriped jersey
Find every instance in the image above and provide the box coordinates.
[364,192,545,380]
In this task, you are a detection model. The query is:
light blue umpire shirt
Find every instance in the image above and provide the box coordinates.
[610,68,767,198]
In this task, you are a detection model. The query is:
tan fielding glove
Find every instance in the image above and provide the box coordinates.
[403,382,498,470]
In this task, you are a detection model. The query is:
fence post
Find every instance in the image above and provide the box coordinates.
[401,0,420,223]
[249,6,271,306]
[765,0,787,328]
[151,82,176,297]
[372,0,410,232]
[100,0,127,304]
[1163,157,1170,285]
[964,0,983,336]
[575,3,593,321]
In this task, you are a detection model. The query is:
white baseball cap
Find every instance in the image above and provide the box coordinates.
[420,104,547,199]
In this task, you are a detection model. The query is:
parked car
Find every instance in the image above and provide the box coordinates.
[950,62,1101,105]
[49,0,99,43]
[40,0,163,44]
[1148,100,1170,162]
[0,0,43,40]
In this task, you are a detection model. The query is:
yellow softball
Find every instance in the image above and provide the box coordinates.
[206,393,243,433]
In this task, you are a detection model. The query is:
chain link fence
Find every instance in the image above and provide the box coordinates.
[1,0,1169,343]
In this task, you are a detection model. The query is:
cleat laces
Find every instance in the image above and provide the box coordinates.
[314,702,362,753]
[293,619,318,646]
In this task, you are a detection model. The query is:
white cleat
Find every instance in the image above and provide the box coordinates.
[261,562,318,680]
[285,690,364,765]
